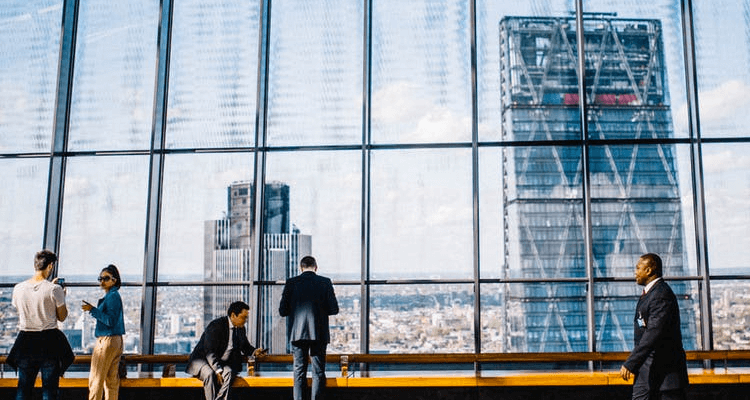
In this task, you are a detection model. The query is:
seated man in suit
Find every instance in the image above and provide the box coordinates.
[187,301,266,400]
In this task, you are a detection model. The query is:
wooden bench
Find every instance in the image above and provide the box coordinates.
[1,351,748,388]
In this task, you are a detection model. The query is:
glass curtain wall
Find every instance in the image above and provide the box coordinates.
[1,0,750,362]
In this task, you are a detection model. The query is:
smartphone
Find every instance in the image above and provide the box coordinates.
[57,278,65,288]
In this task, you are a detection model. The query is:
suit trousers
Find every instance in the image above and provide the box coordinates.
[194,360,235,400]
[88,335,123,400]
[632,355,686,400]
[291,340,327,400]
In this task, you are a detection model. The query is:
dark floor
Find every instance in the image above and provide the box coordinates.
[2,385,750,400]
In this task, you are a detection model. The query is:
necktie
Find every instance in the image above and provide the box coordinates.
[232,327,242,350]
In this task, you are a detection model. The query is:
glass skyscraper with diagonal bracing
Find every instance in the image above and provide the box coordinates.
[499,15,696,352]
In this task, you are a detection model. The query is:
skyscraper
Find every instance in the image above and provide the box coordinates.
[204,181,310,354]
[499,16,695,351]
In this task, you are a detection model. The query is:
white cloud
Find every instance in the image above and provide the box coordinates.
[675,79,750,133]
[371,81,471,142]
[702,148,750,175]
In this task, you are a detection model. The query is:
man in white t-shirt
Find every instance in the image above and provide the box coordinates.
[9,249,71,400]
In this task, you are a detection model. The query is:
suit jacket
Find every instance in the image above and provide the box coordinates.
[279,271,339,343]
[185,316,255,376]
[623,279,689,391]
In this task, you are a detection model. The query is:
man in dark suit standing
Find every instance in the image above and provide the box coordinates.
[187,301,266,400]
[620,253,689,400]
[279,256,339,400]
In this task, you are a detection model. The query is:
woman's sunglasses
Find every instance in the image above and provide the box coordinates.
[97,276,112,282]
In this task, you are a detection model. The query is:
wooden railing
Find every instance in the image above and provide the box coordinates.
[3,350,750,376]
[1,351,749,389]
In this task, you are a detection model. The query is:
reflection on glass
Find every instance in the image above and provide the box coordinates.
[693,1,750,138]
[158,153,255,281]
[155,286,204,354]
[0,159,49,279]
[266,0,363,146]
[594,281,699,352]
[264,151,361,281]
[371,0,472,144]
[166,0,260,149]
[370,284,474,353]
[58,156,149,278]
[712,280,750,350]
[370,149,473,280]
[590,144,694,278]
[0,0,62,152]
[703,144,750,272]
[68,0,158,151]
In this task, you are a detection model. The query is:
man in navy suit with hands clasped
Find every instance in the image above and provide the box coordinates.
[187,301,266,400]
[620,253,689,400]
[279,256,339,400]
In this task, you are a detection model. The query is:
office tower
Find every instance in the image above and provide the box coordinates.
[499,16,695,351]
[204,181,310,353]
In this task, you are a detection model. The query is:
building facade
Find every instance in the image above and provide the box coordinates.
[204,181,310,353]
[500,16,695,351]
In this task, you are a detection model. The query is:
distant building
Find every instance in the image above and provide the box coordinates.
[499,16,695,352]
[204,181,311,353]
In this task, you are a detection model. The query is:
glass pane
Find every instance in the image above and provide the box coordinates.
[0,288,18,351]
[155,286,207,354]
[692,1,750,138]
[703,143,750,273]
[266,0,363,146]
[594,281,699,352]
[590,144,696,278]
[370,149,473,280]
[57,156,149,279]
[263,151,361,281]
[478,148,504,280]
[257,284,359,354]
[67,0,159,151]
[0,159,49,279]
[712,279,750,350]
[166,0,260,149]
[329,285,360,353]
[60,286,142,354]
[0,0,62,152]
[581,1,687,140]
[480,146,584,279]
[370,284,474,353]
[481,282,588,353]
[484,145,584,279]
[158,153,255,281]
[478,2,578,142]
[371,0,472,144]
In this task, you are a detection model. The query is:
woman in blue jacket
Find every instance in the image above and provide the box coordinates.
[82,264,125,400]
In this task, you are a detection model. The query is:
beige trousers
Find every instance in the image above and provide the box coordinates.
[88,335,123,400]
